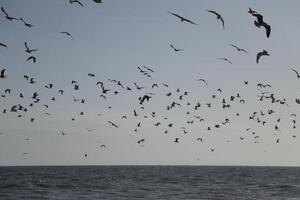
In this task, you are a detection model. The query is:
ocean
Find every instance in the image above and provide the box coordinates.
[1,166,300,199]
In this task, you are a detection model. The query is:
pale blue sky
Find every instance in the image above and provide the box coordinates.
[0,0,300,166]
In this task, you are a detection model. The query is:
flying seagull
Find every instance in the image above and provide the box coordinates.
[218,57,232,64]
[60,32,74,40]
[250,11,271,38]
[170,44,183,52]
[207,10,225,29]
[197,79,208,86]
[1,7,19,21]
[168,11,198,25]
[25,42,38,53]
[230,44,248,53]
[69,0,84,7]
[19,17,34,27]
[256,50,269,63]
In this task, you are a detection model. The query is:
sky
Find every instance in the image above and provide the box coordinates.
[0,0,300,166]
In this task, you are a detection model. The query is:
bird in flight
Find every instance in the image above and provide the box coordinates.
[27,56,37,63]
[230,44,248,53]
[108,121,118,128]
[69,0,84,7]
[256,50,269,63]
[170,44,183,52]
[60,32,74,40]
[218,57,232,64]
[249,10,271,38]
[0,69,7,79]
[291,68,300,78]
[1,7,19,21]
[197,79,208,86]
[168,11,198,25]
[25,42,38,53]
[207,10,225,29]
[19,17,34,27]
[93,0,103,3]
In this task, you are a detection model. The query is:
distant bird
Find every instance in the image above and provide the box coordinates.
[291,68,300,78]
[256,50,269,63]
[19,17,34,27]
[59,32,74,40]
[1,7,19,21]
[58,90,64,95]
[207,10,225,29]
[0,69,7,79]
[70,0,84,7]
[230,44,248,53]
[0,43,7,48]
[27,56,37,63]
[25,42,38,53]
[197,79,208,86]
[93,0,103,3]
[168,11,198,25]
[218,57,232,64]
[170,44,182,52]
[108,121,118,128]
[174,138,179,143]
[134,82,144,90]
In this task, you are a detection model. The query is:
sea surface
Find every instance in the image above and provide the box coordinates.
[1,166,300,199]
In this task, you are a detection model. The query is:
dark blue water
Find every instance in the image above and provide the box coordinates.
[1,166,300,199]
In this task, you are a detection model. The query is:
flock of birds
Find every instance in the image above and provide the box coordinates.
[0,2,300,161]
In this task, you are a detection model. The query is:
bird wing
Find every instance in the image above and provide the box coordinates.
[264,23,271,38]
[1,7,8,16]
[256,52,262,63]
[291,68,300,77]
[168,11,183,20]
[0,69,5,76]
[220,16,225,29]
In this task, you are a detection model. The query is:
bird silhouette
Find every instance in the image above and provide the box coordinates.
[207,10,225,29]
[170,44,182,52]
[256,50,269,63]
[70,0,84,7]
[19,17,34,27]
[25,42,38,53]
[1,7,19,21]
[197,79,208,86]
[60,32,74,40]
[250,12,271,38]
[27,56,37,63]
[230,44,248,53]
[218,57,232,64]
[168,11,198,25]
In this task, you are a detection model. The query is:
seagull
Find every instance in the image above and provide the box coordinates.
[291,68,300,78]
[250,12,271,38]
[1,7,19,21]
[25,42,38,53]
[170,44,183,52]
[218,57,232,64]
[168,11,198,25]
[70,0,84,7]
[207,10,225,29]
[108,121,118,128]
[230,44,248,53]
[174,138,179,143]
[256,50,269,63]
[59,32,74,40]
[0,69,7,79]
[27,56,37,63]
[19,17,34,27]
[197,79,208,86]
